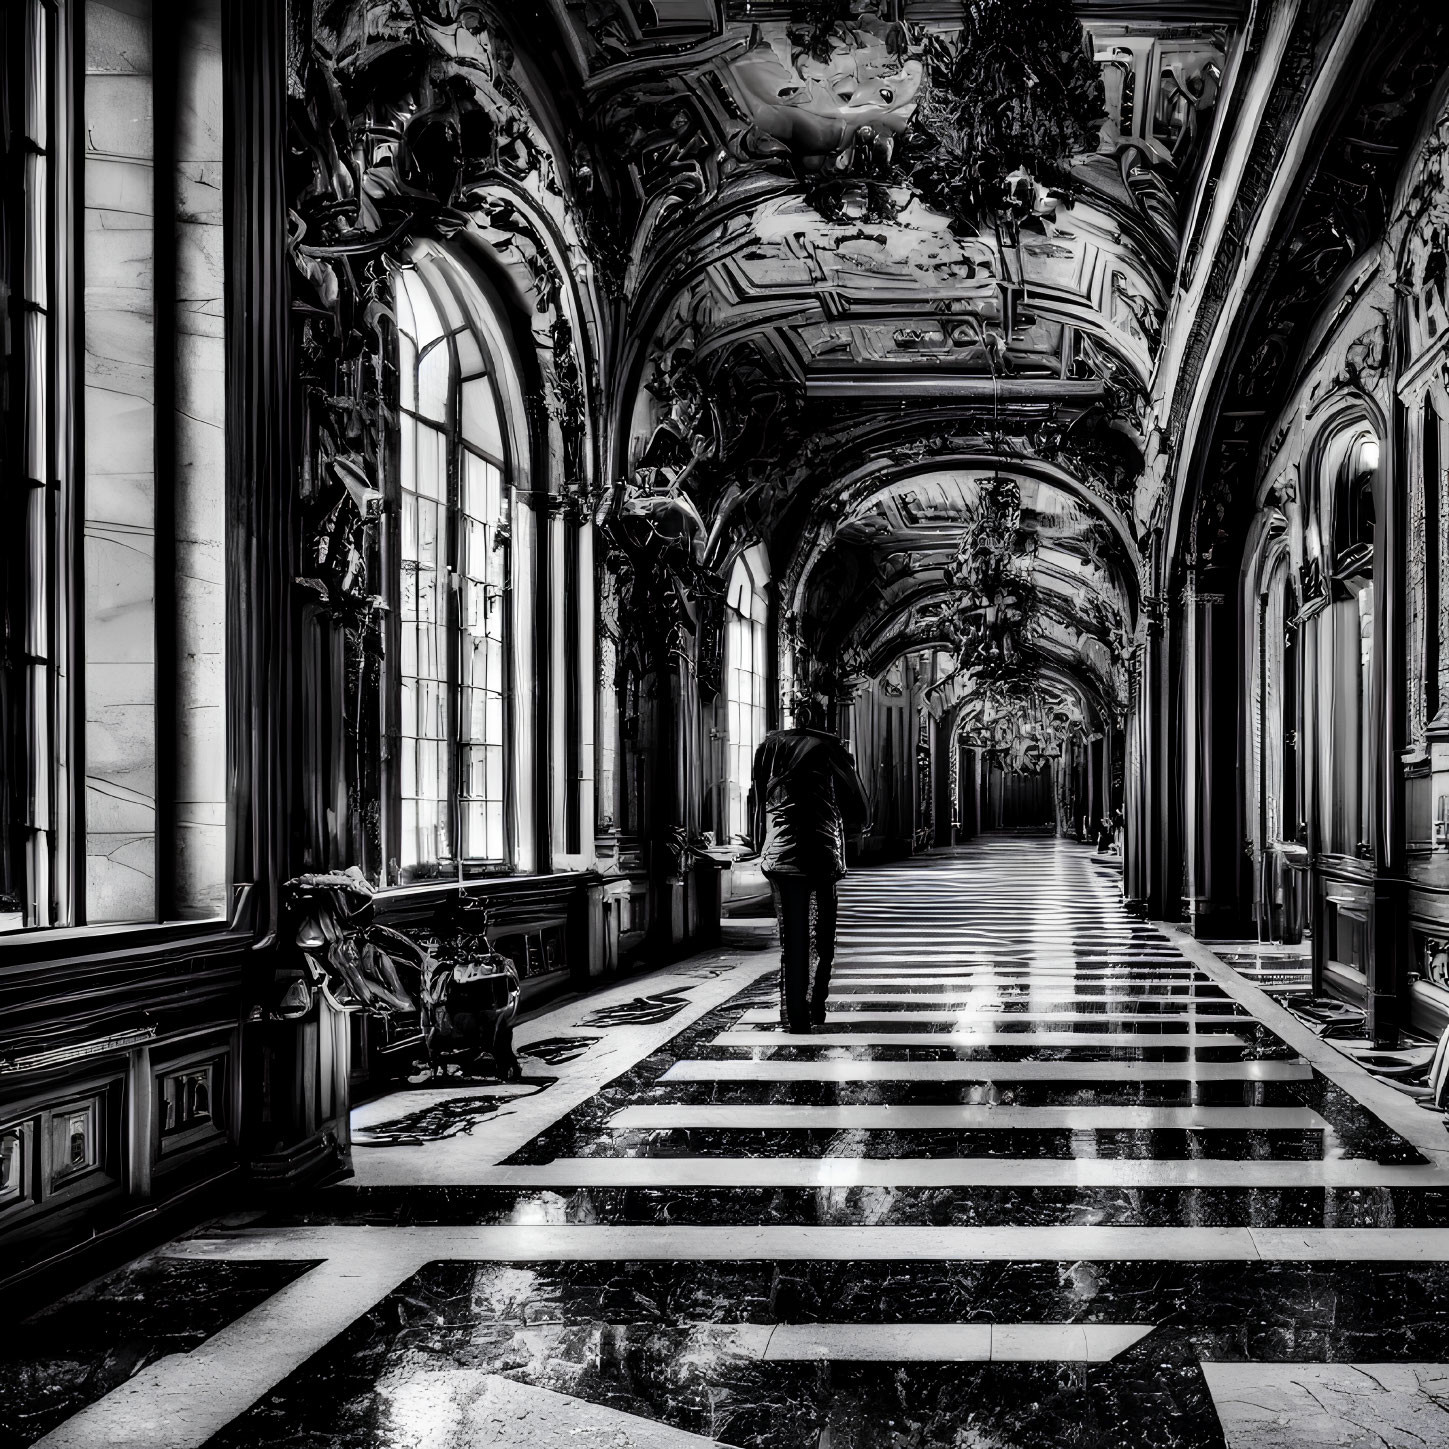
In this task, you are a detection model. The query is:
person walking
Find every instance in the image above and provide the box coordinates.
[751,697,870,1033]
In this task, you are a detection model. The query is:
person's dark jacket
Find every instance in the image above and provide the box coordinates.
[751,728,869,880]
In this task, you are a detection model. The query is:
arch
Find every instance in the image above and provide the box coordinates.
[408,236,542,496]
[785,455,1141,628]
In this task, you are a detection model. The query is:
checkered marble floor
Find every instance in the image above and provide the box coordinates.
[12,839,1449,1449]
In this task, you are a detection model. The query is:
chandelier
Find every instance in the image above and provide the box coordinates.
[944,472,1042,695]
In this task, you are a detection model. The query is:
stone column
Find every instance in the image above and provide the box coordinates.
[1369,408,1408,1047]
[1180,576,1236,937]
[1122,641,1149,913]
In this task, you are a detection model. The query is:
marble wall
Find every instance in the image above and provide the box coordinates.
[83,0,157,923]
[171,0,227,920]
[80,0,226,923]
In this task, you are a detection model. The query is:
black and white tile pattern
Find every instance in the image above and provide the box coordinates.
[14,840,1449,1448]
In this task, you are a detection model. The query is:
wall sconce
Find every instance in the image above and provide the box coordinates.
[1436,794,1449,846]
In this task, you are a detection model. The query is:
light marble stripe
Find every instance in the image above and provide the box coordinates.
[705,1322,1153,1363]
[835,933,1175,942]
[32,1256,416,1449]
[476,1157,1449,1189]
[350,960,773,1189]
[835,938,1179,949]
[1202,1363,1449,1449]
[834,953,1187,964]
[815,993,1231,1006]
[735,1008,1250,1027]
[840,938,1173,945]
[829,977,1217,988]
[832,947,1187,954]
[660,1058,1311,1083]
[609,1104,1325,1131]
[836,921,1167,930]
[837,924,1166,931]
[165,1223,1449,1263]
[378,1374,726,1448]
[711,1030,1238,1048]
[829,970,1204,982]
[1162,924,1449,1168]
[835,937,1171,943]
[829,977,1207,987]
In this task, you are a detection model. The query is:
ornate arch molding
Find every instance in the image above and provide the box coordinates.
[846,569,1127,716]
[283,1,604,876]
[288,0,604,621]
[934,655,1099,723]
[1294,392,1386,602]
[785,455,1142,627]
[840,558,1127,652]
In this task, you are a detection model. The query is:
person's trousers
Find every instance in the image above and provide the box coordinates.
[769,876,839,1031]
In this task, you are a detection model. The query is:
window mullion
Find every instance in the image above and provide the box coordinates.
[23,0,56,927]
[447,328,463,881]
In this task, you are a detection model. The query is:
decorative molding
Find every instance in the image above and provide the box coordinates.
[0,1026,158,1076]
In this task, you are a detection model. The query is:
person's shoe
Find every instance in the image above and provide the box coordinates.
[811,973,831,1026]
[786,1021,812,1035]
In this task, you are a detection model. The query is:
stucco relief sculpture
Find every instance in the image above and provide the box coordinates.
[733,18,921,176]
[597,351,726,690]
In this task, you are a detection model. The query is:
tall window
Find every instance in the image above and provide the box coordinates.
[1426,399,1441,725]
[391,263,511,882]
[724,553,768,845]
[1,0,227,931]
[1327,431,1378,857]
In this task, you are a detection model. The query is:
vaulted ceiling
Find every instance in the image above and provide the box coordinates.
[557,0,1235,723]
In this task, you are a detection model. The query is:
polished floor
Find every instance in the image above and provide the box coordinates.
[10,840,1449,1448]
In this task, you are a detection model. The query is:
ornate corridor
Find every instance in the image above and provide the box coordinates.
[11,0,1449,1442]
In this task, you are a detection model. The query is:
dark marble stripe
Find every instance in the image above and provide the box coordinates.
[0,1258,315,1449]
[194,1258,1449,1449]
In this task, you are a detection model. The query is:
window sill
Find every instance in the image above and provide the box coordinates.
[372,868,602,911]
[377,870,553,901]
[0,915,247,971]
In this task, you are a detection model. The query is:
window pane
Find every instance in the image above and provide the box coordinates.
[417,340,451,423]
[401,271,442,346]
[24,153,48,309]
[25,311,47,483]
[415,421,444,502]
[430,276,465,333]
[25,1,48,146]
[458,438,507,864]
[398,334,416,412]
[398,384,451,876]
[455,330,484,378]
[723,582,769,843]
[461,377,503,459]
[394,273,416,341]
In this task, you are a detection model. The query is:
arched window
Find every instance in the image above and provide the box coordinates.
[391,263,511,881]
[724,552,769,844]
[1332,434,1378,572]
[1319,426,1378,862]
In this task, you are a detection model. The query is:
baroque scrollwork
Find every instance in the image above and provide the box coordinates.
[596,349,726,691]
[286,1,596,873]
